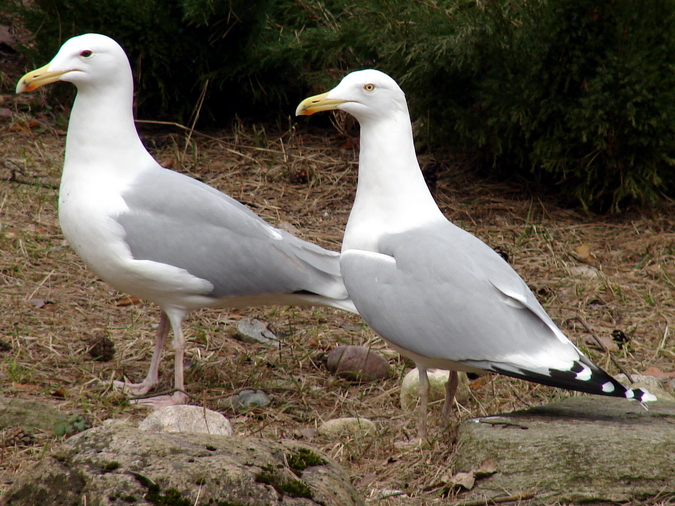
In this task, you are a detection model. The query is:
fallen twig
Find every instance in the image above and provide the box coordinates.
[575,315,633,383]
[451,491,537,506]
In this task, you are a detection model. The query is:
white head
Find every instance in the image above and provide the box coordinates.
[16,33,131,94]
[296,69,408,124]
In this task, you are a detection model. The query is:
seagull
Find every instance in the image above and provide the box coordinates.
[16,33,357,407]
[296,69,656,437]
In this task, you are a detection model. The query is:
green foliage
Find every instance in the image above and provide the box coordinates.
[439,0,675,210]
[54,413,90,436]
[8,0,675,209]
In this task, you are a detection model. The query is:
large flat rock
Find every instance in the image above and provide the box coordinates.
[2,419,364,506]
[454,397,675,504]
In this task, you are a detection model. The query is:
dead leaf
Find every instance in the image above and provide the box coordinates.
[296,427,316,439]
[0,25,17,49]
[51,387,67,398]
[475,458,498,477]
[8,120,39,133]
[469,377,489,390]
[116,295,141,306]
[449,471,476,490]
[586,334,619,352]
[339,136,359,149]
[26,299,54,309]
[642,366,675,381]
[571,242,598,266]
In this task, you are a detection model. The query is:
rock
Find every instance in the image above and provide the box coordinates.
[2,420,365,506]
[453,397,675,504]
[317,417,376,437]
[0,396,67,434]
[400,369,470,411]
[326,345,390,381]
[568,265,600,279]
[220,389,272,412]
[234,318,280,347]
[139,405,233,435]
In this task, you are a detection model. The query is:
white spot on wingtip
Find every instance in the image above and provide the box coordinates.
[639,389,657,402]
[601,381,615,393]
[575,364,592,381]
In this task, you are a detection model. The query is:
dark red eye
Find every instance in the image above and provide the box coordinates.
[80,50,93,58]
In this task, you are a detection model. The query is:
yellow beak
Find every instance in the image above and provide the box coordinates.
[295,92,347,116]
[16,63,68,93]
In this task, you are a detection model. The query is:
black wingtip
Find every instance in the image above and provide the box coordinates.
[492,360,657,402]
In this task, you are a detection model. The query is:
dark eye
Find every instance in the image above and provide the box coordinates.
[80,50,93,58]
[364,83,375,92]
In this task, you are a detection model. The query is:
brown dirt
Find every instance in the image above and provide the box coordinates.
[2,59,675,505]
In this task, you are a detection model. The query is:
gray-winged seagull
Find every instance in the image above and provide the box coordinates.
[16,33,357,407]
[296,69,655,437]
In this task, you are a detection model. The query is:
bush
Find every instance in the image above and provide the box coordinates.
[7,0,675,210]
[427,0,675,211]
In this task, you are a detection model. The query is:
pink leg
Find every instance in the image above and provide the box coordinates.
[132,311,189,408]
[167,310,188,405]
[114,311,170,395]
[442,371,459,418]
[417,366,430,439]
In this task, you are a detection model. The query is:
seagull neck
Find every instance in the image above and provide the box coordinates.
[64,83,147,168]
[343,116,444,251]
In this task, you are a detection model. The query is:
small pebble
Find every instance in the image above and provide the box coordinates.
[568,265,600,279]
[219,389,271,412]
[233,318,279,348]
[317,417,376,437]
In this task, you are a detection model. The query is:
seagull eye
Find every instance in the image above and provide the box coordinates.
[364,83,376,92]
[80,50,93,58]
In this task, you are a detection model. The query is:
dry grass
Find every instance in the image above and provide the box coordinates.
[2,84,675,505]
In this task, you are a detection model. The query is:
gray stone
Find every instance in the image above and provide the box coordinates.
[453,397,675,505]
[0,396,68,434]
[2,419,364,506]
[139,405,233,435]
[220,389,272,412]
[235,318,280,347]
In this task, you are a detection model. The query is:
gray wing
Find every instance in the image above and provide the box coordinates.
[117,167,348,300]
[341,221,573,367]
[340,220,653,399]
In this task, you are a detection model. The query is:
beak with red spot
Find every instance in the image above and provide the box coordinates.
[295,92,348,116]
[16,63,69,93]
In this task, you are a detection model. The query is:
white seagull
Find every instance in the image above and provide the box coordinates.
[16,33,356,407]
[296,69,655,437]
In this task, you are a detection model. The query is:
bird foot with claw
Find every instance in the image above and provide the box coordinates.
[112,379,155,397]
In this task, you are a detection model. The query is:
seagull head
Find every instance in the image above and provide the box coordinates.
[16,33,130,93]
[296,69,408,124]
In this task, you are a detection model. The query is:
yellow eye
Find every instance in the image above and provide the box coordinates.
[364,83,375,92]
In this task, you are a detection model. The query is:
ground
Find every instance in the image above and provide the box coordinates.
[2,54,675,505]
